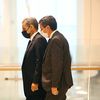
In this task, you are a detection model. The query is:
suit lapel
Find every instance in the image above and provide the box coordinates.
[25,33,39,57]
[26,40,32,52]
[43,31,59,60]
[28,33,40,50]
[43,40,50,61]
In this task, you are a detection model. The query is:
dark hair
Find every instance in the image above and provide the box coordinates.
[23,17,38,30]
[39,16,57,31]
[29,17,38,30]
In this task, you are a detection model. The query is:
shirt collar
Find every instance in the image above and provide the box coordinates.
[49,30,57,39]
[30,31,38,41]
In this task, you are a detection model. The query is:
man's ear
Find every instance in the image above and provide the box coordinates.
[46,25,50,29]
[30,25,36,30]
[30,24,33,28]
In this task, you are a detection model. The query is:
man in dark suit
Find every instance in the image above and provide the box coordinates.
[39,16,73,100]
[21,17,47,100]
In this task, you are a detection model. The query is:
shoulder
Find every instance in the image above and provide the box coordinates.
[51,31,69,48]
[52,31,64,44]
[35,33,47,44]
[37,32,46,39]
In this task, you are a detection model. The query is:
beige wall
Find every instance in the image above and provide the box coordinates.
[77,0,100,66]
[0,0,18,64]
[0,0,100,66]
[90,0,100,64]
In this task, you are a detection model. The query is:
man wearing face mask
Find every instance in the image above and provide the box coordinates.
[21,17,47,100]
[39,16,73,100]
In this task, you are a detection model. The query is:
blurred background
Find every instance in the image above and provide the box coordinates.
[0,0,100,100]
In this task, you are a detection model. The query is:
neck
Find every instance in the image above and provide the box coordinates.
[48,30,53,38]
[30,30,37,37]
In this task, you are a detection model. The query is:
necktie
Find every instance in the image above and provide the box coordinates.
[26,40,31,50]
[28,40,31,46]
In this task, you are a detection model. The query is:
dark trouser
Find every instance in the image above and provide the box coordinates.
[45,91,66,100]
[26,88,46,100]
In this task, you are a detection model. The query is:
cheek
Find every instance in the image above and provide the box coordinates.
[43,28,47,33]
[22,25,25,30]
[26,30,29,33]
[26,29,30,34]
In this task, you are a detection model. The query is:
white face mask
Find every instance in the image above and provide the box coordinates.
[41,31,49,38]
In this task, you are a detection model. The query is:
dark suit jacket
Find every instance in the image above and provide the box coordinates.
[22,33,47,97]
[42,31,73,93]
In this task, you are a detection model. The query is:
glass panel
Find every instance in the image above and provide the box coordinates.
[16,0,77,65]
[89,70,100,100]
[67,70,100,100]
[0,0,99,66]
[67,70,88,100]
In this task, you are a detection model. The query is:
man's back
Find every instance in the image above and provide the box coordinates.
[42,31,73,92]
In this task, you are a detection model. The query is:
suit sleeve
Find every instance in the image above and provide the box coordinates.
[50,39,64,88]
[32,38,47,83]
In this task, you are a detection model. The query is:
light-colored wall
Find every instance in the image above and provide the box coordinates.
[77,0,100,66]
[0,0,18,64]
[90,0,100,65]
[0,0,100,66]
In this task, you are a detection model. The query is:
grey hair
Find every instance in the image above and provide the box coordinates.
[22,17,38,30]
